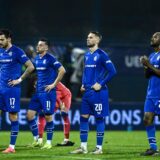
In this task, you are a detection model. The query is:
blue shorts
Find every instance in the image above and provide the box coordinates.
[28,91,56,115]
[81,89,109,118]
[0,87,21,112]
[144,98,160,115]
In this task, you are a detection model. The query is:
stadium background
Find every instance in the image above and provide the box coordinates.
[0,0,160,130]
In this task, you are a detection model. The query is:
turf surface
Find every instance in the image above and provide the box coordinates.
[0,131,160,160]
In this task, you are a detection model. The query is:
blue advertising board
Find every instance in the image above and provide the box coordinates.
[1,100,160,131]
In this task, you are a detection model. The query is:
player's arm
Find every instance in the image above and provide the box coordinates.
[20,60,35,80]
[92,53,117,91]
[140,55,160,77]
[80,55,86,92]
[45,66,66,92]
[8,60,35,86]
[144,68,154,78]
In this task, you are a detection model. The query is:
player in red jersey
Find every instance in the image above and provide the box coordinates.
[38,82,74,146]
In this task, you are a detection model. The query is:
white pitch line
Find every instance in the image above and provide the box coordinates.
[1,154,104,160]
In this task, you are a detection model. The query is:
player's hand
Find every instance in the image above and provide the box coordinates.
[60,102,67,112]
[45,84,55,92]
[80,85,85,92]
[8,79,22,86]
[34,80,37,88]
[91,82,102,91]
[140,55,150,67]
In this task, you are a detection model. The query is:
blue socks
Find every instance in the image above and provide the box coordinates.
[146,125,157,150]
[80,116,89,142]
[46,121,54,141]
[96,118,105,147]
[28,119,38,138]
[10,121,19,145]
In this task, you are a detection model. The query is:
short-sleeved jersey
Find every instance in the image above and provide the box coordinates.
[0,45,29,88]
[82,48,116,90]
[146,51,160,99]
[34,53,62,93]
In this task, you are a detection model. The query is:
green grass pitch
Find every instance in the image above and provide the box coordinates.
[0,131,160,160]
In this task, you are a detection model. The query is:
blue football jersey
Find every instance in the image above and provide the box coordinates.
[82,48,116,90]
[0,45,29,88]
[34,53,62,93]
[146,51,160,99]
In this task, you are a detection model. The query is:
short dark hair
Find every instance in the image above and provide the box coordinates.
[0,29,12,38]
[39,37,50,46]
[89,31,102,42]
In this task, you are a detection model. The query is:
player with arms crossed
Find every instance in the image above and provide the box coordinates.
[27,38,65,149]
[0,29,34,153]
[38,82,74,146]
[140,32,160,156]
[71,31,117,154]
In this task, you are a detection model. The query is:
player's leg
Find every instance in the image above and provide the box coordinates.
[41,114,54,149]
[91,89,109,154]
[57,111,74,146]
[3,112,18,153]
[2,88,21,153]
[61,98,71,141]
[38,111,46,143]
[71,95,90,154]
[94,117,105,154]
[40,91,55,149]
[141,99,159,156]
[27,94,40,146]
[27,110,39,144]
[58,94,74,146]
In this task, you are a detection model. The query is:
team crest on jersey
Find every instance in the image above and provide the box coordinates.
[35,60,38,64]
[85,57,88,61]
[157,56,160,61]
[8,51,12,56]
[94,56,97,61]
[43,59,46,64]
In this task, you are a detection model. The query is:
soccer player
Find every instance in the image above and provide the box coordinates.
[0,29,35,153]
[139,32,160,156]
[71,31,117,154]
[27,38,65,149]
[38,82,74,146]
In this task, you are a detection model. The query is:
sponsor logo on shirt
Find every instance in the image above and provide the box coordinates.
[36,67,46,70]
[85,65,96,68]
[0,59,13,62]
